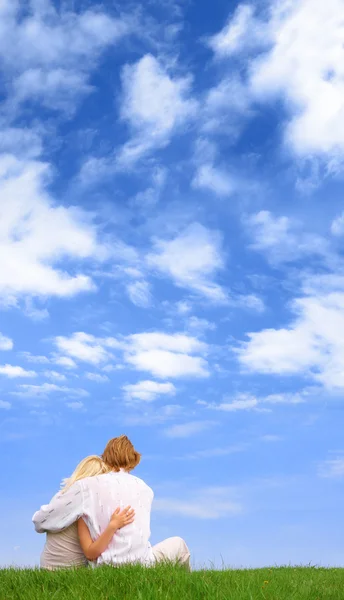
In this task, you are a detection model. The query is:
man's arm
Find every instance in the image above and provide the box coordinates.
[32,481,87,533]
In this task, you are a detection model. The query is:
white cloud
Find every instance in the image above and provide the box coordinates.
[0,333,13,350]
[237,294,265,313]
[238,322,320,376]
[200,390,305,413]
[245,211,330,265]
[261,435,282,442]
[259,0,344,162]
[126,280,152,308]
[208,4,267,58]
[318,456,344,478]
[202,76,253,136]
[147,223,228,303]
[200,394,259,412]
[125,331,209,379]
[210,1,344,164]
[263,392,306,405]
[191,136,237,200]
[0,2,129,70]
[247,210,293,255]
[13,383,89,398]
[186,316,216,332]
[154,487,242,519]
[13,68,93,114]
[0,127,43,159]
[192,163,234,197]
[185,444,248,459]
[127,332,206,354]
[126,349,208,379]
[77,155,114,187]
[66,401,84,411]
[187,443,249,460]
[129,166,167,209]
[85,372,110,383]
[251,0,344,160]
[176,301,192,315]
[0,400,11,409]
[53,330,209,380]
[164,420,215,438]
[238,292,344,389]
[0,365,36,378]
[124,403,182,426]
[44,370,67,382]
[54,356,77,369]
[20,352,50,364]
[0,155,107,306]
[331,213,344,236]
[54,332,119,365]
[123,380,176,402]
[0,2,129,113]
[118,54,198,165]
[102,363,124,373]
[23,299,49,321]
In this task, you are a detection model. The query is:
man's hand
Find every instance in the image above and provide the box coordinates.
[32,481,85,534]
[109,506,135,531]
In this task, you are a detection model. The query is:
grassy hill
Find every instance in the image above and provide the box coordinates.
[1,563,343,599]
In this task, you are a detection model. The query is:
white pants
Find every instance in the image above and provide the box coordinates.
[152,537,191,570]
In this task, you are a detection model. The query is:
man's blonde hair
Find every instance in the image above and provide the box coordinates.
[61,455,110,492]
[102,435,141,472]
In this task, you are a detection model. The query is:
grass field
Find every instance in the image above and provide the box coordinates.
[1,564,344,600]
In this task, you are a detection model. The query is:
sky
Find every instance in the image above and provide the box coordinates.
[1,0,344,569]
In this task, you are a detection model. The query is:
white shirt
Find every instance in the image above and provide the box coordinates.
[33,471,155,566]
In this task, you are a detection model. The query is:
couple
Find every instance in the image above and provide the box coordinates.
[32,435,190,570]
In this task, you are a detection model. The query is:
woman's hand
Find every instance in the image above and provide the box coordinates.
[110,506,135,531]
[78,507,135,562]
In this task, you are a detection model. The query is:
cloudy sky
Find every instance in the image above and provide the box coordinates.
[1,0,344,569]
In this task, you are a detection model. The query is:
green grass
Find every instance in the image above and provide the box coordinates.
[1,564,344,600]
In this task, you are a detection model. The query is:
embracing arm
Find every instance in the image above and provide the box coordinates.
[77,506,135,561]
[32,481,86,534]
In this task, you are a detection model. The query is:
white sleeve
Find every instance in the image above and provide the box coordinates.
[32,481,87,533]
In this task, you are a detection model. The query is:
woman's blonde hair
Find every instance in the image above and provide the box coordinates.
[61,455,110,492]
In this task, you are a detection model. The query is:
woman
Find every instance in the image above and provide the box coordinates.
[40,455,134,569]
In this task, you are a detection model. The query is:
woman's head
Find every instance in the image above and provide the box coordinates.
[102,435,141,472]
[61,455,110,492]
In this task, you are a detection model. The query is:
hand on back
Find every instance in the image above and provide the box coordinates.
[110,506,135,531]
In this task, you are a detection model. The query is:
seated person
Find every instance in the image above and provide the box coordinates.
[34,436,191,570]
[40,455,113,569]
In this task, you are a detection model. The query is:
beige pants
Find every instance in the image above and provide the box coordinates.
[152,536,191,570]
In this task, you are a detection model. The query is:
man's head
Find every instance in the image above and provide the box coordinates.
[102,435,141,472]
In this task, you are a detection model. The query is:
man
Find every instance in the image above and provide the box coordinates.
[33,435,190,568]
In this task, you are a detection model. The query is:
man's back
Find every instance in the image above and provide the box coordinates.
[80,470,154,565]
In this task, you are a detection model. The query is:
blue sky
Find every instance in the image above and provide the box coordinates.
[1,0,344,568]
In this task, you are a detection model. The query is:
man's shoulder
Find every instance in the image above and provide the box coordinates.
[78,472,153,496]
[105,471,153,493]
[127,473,154,495]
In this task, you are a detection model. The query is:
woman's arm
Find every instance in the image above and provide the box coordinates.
[77,506,135,561]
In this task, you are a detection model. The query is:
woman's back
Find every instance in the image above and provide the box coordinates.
[38,454,110,569]
[41,523,87,569]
